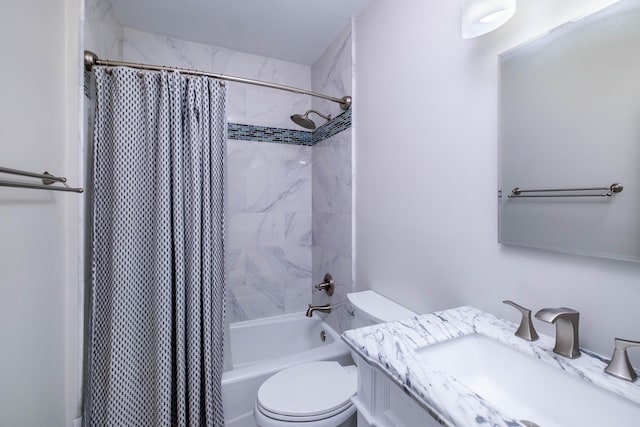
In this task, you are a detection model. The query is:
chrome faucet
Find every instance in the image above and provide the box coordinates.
[305,304,332,317]
[535,307,581,359]
[605,338,640,382]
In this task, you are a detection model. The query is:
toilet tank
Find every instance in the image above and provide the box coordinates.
[347,290,416,329]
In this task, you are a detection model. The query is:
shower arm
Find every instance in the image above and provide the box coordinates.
[304,109,332,121]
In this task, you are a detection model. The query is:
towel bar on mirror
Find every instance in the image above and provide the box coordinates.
[508,183,623,198]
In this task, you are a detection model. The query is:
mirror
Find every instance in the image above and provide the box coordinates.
[499,0,640,262]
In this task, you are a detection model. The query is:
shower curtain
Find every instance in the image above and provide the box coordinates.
[84,67,227,427]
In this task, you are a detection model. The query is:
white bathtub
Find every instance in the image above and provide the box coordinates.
[222,312,353,427]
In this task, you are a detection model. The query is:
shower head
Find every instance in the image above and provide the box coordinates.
[290,109,332,130]
[291,113,316,130]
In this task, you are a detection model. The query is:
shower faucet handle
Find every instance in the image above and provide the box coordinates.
[503,300,539,341]
[314,273,334,296]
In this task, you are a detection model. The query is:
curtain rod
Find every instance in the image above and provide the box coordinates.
[84,51,352,110]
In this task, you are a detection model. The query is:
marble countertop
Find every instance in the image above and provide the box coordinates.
[341,306,640,427]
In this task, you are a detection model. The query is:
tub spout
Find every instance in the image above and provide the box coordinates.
[306,304,332,317]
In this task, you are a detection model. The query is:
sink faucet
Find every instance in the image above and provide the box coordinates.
[535,307,581,359]
[305,304,332,317]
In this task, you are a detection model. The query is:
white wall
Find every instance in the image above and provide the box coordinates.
[354,0,640,365]
[0,1,82,426]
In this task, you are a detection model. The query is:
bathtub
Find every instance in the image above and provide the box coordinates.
[222,312,353,427]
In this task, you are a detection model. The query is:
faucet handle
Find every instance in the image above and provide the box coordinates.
[503,300,539,341]
[314,273,334,296]
[605,338,640,382]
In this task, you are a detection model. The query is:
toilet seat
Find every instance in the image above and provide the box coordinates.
[257,399,352,422]
[256,362,357,423]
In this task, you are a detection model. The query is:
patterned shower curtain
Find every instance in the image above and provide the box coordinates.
[84,67,227,427]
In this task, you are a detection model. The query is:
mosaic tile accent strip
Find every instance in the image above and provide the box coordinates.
[228,108,351,146]
[312,109,352,145]
[227,123,312,145]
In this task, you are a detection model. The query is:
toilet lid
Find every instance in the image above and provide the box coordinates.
[257,362,357,419]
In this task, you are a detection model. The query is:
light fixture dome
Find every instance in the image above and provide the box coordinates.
[461,0,516,39]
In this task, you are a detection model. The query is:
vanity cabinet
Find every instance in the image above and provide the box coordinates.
[350,353,441,427]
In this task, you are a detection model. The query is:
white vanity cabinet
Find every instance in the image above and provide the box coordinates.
[350,353,442,427]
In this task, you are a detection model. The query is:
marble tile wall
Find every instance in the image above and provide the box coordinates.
[311,129,353,333]
[84,0,123,60]
[121,28,311,130]
[311,25,353,125]
[310,25,354,333]
[226,140,312,322]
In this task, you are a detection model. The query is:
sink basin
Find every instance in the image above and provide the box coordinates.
[416,334,640,427]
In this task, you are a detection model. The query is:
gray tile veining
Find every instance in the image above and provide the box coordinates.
[226,140,312,323]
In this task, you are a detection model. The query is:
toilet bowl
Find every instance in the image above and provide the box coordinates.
[254,291,416,427]
[254,362,357,427]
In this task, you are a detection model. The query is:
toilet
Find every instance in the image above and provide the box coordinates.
[254,290,416,427]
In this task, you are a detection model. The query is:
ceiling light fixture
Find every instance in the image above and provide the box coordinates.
[461,0,516,39]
